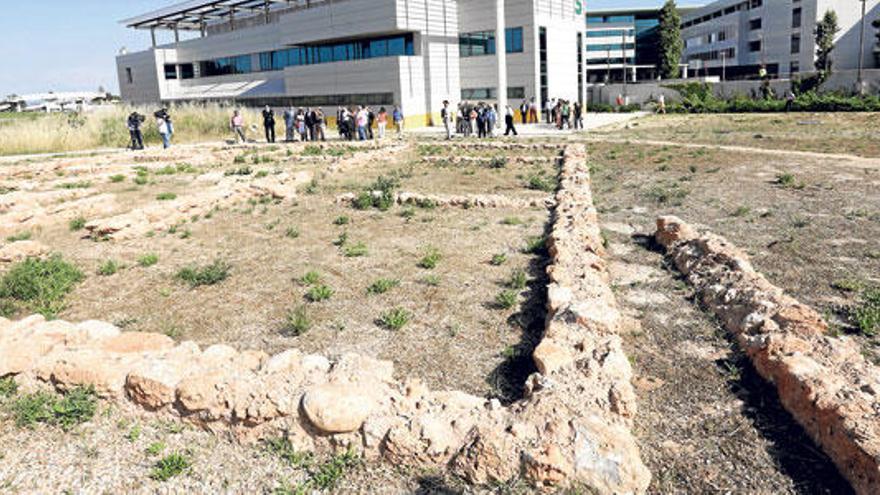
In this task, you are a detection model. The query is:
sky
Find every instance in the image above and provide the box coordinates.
[2,0,706,98]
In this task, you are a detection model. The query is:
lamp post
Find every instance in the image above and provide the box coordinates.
[857,0,867,95]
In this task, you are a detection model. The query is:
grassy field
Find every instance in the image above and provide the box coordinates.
[0,105,263,156]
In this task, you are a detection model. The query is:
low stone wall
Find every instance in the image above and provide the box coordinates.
[0,190,117,238]
[655,216,880,495]
[428,142,562,151]
[421,156,556,166]
[335,191,555,210]
[84,171,312,240]
[0,145,649,493]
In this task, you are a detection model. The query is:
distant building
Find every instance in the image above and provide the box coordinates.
[116,0,587,123]
[681,0,880,80]
[585,4,702,83]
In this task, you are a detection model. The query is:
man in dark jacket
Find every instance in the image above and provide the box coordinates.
[127,112,145,150]
[262,105,276,143]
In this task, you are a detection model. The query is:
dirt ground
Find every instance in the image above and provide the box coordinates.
[1,113,878,493]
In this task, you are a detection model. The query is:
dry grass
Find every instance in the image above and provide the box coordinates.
[0,104,263,156]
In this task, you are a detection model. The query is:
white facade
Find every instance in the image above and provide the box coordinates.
[681,0,880,79]
[117,0,587,124]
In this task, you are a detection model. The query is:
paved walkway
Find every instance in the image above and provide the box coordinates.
[408,112,647,137]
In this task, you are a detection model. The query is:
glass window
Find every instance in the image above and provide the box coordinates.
[792,7,802,28]
[370,39,388,57]
[459,28,524,57]
[179,63,194,79]
[388,37,405,56]
[164,64,177,80]
[125,68,133,84]
[749,40,761,52]
[790,34,800,54]
[749,18,762,30]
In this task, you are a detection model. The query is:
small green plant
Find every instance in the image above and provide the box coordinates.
[367,278,400,295]
[378,307,412,331]
[303,179,320,194]
[127,424,142,442]
[525,172,557,192]
[133,175,148,186]
[156,192,177,201]
[225,166,253,176]
[146,441,166,456]
[400,208,416,220]
[97,259,119,276]
[306,284,334,302]
[333,232,349,247]
[333,216,350,226]
[284,306,311,336]
[776,173,797,188]
[490,253,508,266]
[150,452,191,481]
[68,216,87,231]
[264,437,313,468]
[285,226,300,239]
[732,206,750,217]
[6,231,32,242]
[9,386,96,430]
[255,170,270,178]
[495,290,518,310]
[233,154,247,164]
[418,248,442,269]
[421,275,441,286]
[507,269,528,290]
[57,181,92,190]
[176,260,231,287]
[522,236,546,255]
[853,288,880,337]
[488,156,507,169]
[138,253,159,267]
[300,271,321,286]
[343,242,368,257]
[0,376,18,398]
[501,217,523,226]
[109,174,126,183]
[832,279,862,292]
[0,255,84,318]
[310,449,360,490]
[645,183,690,205]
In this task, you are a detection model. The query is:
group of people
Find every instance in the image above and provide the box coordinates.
[543,98,584,130]
[127,108,173,150]
[442,101,518,140]
[336,106,404,141]
[250,106,329,144]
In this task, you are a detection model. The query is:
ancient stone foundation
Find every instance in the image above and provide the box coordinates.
[335,191,555,210]
[655,216,880,495]
[0,145,649,493]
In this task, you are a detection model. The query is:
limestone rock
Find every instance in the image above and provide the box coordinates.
[302,384,375,434]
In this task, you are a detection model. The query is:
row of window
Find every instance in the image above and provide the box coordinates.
[682,0,763,29]
[459,27,524,57]
[586,43,635,52]
[585,57,635,66]
[461,86,526,100]
[587,15,635,24]
[586,29,634,38]
[260,34,414,71]
[162,34,415,80]
[687,47,736,62]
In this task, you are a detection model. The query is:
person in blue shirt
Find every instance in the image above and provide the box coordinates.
[392,106,404,137]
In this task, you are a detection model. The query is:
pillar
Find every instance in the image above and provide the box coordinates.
[150,27,157,48]
[495,0,508,116]
[174,24,180,43]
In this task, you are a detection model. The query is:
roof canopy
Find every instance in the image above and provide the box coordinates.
[121,0,324,31]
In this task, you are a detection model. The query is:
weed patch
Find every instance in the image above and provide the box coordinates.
[0,255,84,318]
[150,452,191,481]
[378,308,412,331]
[367,278,400,295]
[176,260,230,287]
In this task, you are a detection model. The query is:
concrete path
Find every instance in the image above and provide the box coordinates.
[408,112,647,137]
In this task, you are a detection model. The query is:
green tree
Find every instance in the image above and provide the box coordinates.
[814,10,840,78]
[658,0,683,79]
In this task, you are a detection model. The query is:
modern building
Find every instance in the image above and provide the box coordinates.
[116,0,587,125]
[585,4,702,83]
[681,0,880,79]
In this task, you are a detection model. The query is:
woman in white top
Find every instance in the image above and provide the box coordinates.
[157,117,171,149]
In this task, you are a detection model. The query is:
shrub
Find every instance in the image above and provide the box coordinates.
[97,259,120,276]
[522,236,546,255]
[488,156,507,169]
[507,269,528,290]
[285,227,300,239]
[6,231,32,242]
[146,441,166,456]
[418,248,442,269]
[9,386,96,430]
[156,192,177,201]
[0,376,17,398]
[109,174,125,183]
[378,308,412,331]
[490,253,508,266]
[352,192,374,210]
[353,176,400,211]
[150,452,191,481]
[284,306,311,336]
[56,181,92,190]
[501,217,523,226]
[421,275,441,286]
[645,183,690,205]
[225,166,253,176]
[176,260,230,287]
[306,284,334,302]
[133,175,148,186]
[0,255,84,318]
[526,173,557,192]
[334,216,350,226]
[300,271,321,286]
[496,290,518,309]
[367,278,400,295]
[853,288,880,337]
[69,216,87,231]
[138,253,159,267]
[775,173,804,189]
[343,242,368,257]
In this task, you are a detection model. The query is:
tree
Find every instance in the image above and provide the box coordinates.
[814,10,839,78]
[658,0,683,79]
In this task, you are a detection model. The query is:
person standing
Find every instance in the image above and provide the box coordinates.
[355,106,368,141]
[529,98,538,123]
[304,108,315,141]
[486,105,497,138]
[231,110,246,143]
[377,107,388,139]
[155,108,173,141]
[127,112,145,150]
[519,99,528,125]
[314,108,326,141]
[392,106,404,137]
[468,106,478,137]
[284,107,296,142]
[262,105,276,143]
[504,105,518,136]
[441,101,452,140]
[573,101,583,129]
[657,94,667,114]
[296,109,307,142]
[366,107,376,140]
[156,115,171,149]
